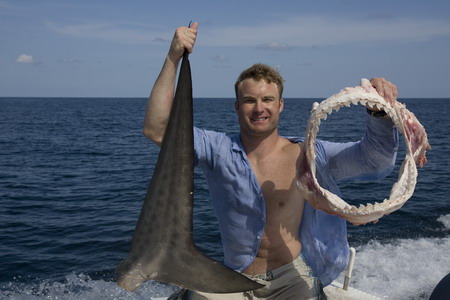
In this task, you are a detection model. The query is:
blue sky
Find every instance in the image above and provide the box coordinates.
[1,0,450,98]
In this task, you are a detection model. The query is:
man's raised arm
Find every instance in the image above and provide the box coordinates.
[143,23,198,146]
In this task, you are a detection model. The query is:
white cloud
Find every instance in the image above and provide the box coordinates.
[67,58,81,63]
[57,58,82,64]
[257,42,291,51]
[47,21,170,45]
[153,37,170,43]
[200,16,450,47]
[212,55,229,62]
[46,15,450,48]
[16,54,33,63]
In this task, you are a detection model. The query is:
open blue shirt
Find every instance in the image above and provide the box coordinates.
[193,115,398,286]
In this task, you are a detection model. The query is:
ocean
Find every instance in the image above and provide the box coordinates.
[0,97,448,300]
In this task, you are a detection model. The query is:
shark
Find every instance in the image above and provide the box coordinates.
[116,51,263,293]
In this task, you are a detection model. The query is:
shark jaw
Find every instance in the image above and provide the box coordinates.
[297,78,431,225]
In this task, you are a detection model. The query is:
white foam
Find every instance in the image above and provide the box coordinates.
[438,213,450,230]
[338,219,450,299]
[0,273,176,300]
[3,215,450,300]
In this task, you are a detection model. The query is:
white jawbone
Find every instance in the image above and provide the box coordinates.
[297,78,431,225]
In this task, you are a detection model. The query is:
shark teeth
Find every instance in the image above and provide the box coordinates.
[297,78,430,225]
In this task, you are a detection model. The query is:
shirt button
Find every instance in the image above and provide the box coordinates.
[256,235,261,240]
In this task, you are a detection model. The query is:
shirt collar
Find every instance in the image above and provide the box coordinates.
[231,134,245,153]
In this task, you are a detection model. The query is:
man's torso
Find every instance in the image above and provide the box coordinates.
[243,138,304,275]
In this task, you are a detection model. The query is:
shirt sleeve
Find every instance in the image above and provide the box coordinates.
[320,115,399,182]
[193,127,226,171]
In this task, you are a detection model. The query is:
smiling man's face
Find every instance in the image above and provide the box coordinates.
[235,78,284,138]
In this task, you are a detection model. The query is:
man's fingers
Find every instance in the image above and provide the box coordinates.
[190,22,199,30]
[370,77,385,98]
[370,77,398,105]
[180,24,198,53]
[171,24,198,56]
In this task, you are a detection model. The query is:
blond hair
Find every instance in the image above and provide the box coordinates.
[234,64,284,99]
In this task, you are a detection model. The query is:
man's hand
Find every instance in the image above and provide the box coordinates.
[144,22,199,145]
[370,77,398,107]
[167,22,199,64]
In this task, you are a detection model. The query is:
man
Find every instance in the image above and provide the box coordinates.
[144,23,399,299]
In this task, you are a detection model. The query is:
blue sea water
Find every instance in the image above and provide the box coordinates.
[0,97,449,299]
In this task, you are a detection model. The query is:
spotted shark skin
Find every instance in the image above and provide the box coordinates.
[297,78,431,225]
[116,52,263,293]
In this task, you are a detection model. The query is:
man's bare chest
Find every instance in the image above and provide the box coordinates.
[250,150,300,203]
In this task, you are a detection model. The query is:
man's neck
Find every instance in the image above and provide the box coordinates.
[240,130,283,161]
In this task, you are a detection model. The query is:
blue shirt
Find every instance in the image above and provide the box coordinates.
[193,115,398,286]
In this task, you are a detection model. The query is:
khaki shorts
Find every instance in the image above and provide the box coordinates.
[171,255,326,300]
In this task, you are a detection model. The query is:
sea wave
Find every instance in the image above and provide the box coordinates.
[437,213,450,230]
[1,98,448,300]
[3,233,449,299]
[0,273,176,300]
[340,214,450,299]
